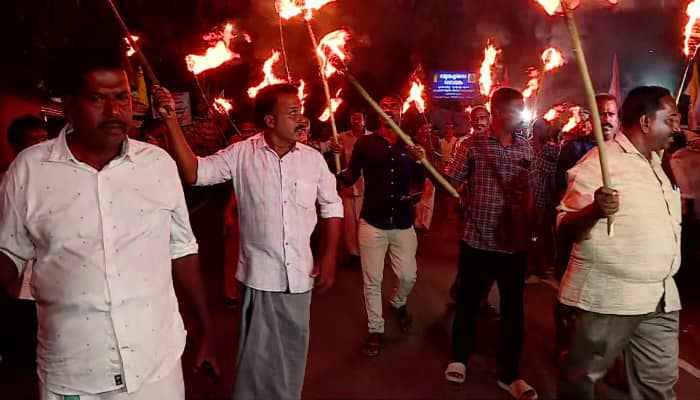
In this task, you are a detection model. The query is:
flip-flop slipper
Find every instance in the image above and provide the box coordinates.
[497,379,538,400]
[444,362,466,384]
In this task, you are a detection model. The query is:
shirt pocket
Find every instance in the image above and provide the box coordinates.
[294,179,317,209]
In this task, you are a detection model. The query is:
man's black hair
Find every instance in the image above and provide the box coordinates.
[254,83,300,128]
[53,47,125,97]
[620,86,672,129]
[490,87,523,113]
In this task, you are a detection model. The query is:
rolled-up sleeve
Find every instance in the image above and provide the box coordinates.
[556,159,598,229]
[0,167,35,273]
[166,162,199,259]
[315,154,343,219]
[195,146,235,186]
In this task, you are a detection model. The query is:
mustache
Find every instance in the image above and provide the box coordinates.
[98,120,128,130]
[602,123,614,129]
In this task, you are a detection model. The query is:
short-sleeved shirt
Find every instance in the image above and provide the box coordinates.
[0,127,198,395]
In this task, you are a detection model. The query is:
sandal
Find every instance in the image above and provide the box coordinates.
[363,333,383,357]
[444,362,466,384]
[497,379,538,400]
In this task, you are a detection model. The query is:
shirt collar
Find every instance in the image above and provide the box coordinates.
[48,124,137,164]
[613,133,661,163]
[254,132,303,152]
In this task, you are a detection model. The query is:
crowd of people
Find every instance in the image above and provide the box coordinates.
[0,48,698,400]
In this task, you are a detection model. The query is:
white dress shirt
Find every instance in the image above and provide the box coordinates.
[557,134,682,315]
[196,133,343,293]
[0,127,198,395]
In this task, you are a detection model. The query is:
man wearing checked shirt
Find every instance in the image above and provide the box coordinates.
[162,83,343,400]
[0,50,217,399]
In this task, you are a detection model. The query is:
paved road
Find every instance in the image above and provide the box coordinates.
[2,197,699,399]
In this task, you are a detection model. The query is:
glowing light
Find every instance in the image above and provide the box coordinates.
[479,41,500,96]
[316,29,350,78]
[125,35,139,57]
[562,106,583,132]
[247,50,287,98]
[684,1,700,56]
[213,98,233,114]
[298,80,307,113]
[402,79,427,114]
[185,23,241,75]
[319,89,343,121]
[543,108,558,121]
[542,47,565,71]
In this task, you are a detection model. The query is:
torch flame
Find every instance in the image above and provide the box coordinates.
[562,106,582,132]
[277,0,336,20]
[303,0,337,20]
[479,42,500,96]
[523,78,540,99]
[684,0,700,56]
[213,98,233,114]
[186,23,240,75]
[316,29,350,78]
[542,47,565,71]
[298,80,307,113]
[533,0,616,16]
[543,108,558,121]
[402,80,427,114]
[278,0,303,20]
[319,89,343,122]
[125,35,139,57]
[247,50,287,98]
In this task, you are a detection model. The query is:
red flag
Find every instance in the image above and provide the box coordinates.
[608,53,621,105]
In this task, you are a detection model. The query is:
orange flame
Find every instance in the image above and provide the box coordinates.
[684,1,700,56]
[277,0,335,20]
[402,80,427,114]
[247,50,287,98]
[213,98,233,114]
[543,108,558,121]
[125,35,139,57]
[303,0,337,20]
[534,0,617,16]
[278,0,303,20]
[186,23,240,75]
[522,68,540,99]
[542,47,565,71]
[479,42,500,96]
[319,89,343,122]
[316,29,350,78]
[562,106,582,132]
[298,80,307,113]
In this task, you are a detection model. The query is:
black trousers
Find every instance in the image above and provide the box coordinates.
[451,242,527,384]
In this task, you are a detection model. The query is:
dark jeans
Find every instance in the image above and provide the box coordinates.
[451,242,527,384]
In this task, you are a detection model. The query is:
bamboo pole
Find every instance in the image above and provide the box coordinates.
[346,73,460,199]
[561,1,614,236]
[105,0,188,150]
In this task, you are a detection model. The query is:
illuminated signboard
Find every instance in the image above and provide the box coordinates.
[431,71,479,100]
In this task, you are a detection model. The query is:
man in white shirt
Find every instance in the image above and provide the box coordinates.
[0,50,216,399]
[557,86,682,400]
[162,83,343,400]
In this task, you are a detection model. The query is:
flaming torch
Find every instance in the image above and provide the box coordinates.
[479,42,500,97]
[213,98,233,114]
[677,0,700,103]
[104,0,193,148]
[313,29,350,172]
[533,0,617,235]
[247,50,287,98]
[321,53,459,198]
[319,89,344,122]
[186,22,245,136]
[402,77,428,125]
